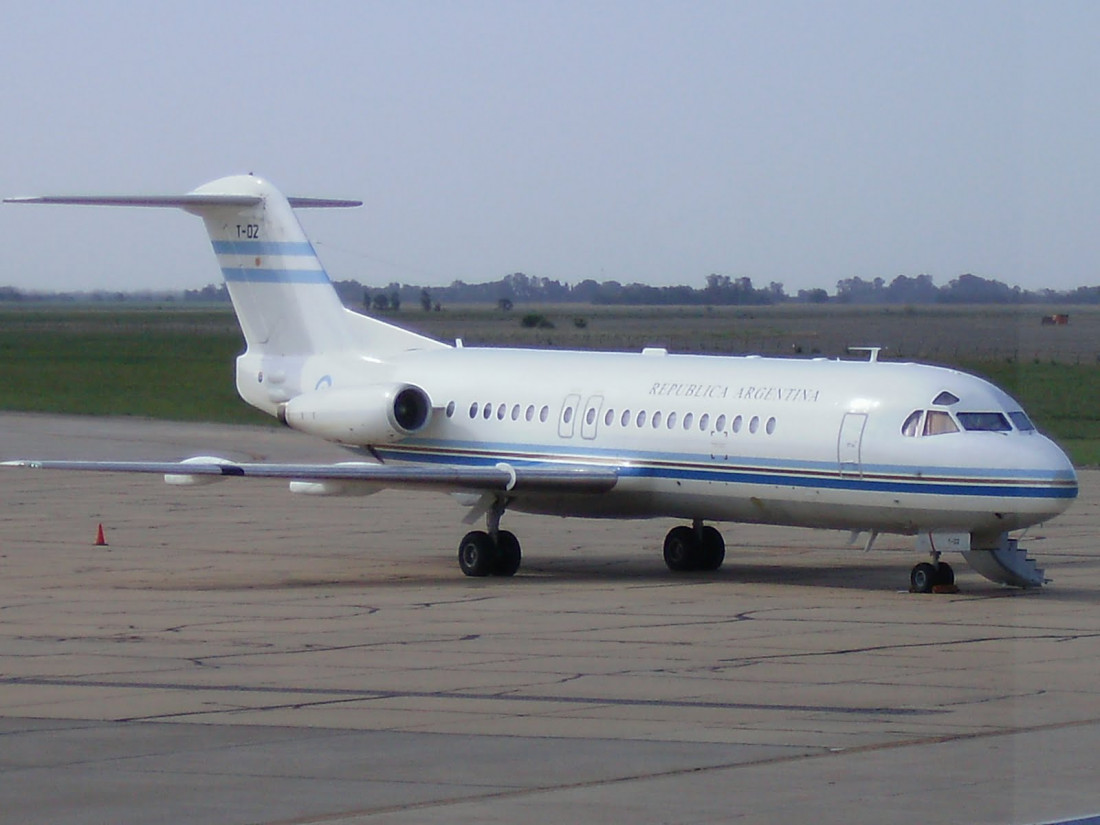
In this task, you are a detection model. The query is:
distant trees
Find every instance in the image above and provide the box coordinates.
[938,273,1021,304]
[3,269,1099,308]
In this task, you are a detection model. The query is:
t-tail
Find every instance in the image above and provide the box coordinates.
[5,174,448,416]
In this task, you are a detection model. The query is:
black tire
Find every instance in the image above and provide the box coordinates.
[663,526,700,572]
[493,530,522,577]
[934,561,955,587]
[697,525,726,572]
[910,562,937,593]
[458,530,495,577]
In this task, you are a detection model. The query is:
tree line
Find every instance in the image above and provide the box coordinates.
[2,271,1098,307]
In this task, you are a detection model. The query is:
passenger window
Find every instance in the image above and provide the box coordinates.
[525,404,535,422]
[667,412,677,429]
[652,411,662,428]
[446,401,455,418]
[604,409,614,426]
[715,414,726,432]
[469,402,479,419]
[749,416,760,434]
[699,413,710,431]
[511,404,521,421]
[563,407,574,424]
[958,412,1011,432]
[483,404,492,420]
[586,407,597,426]
[923,411,959,435]
[731,415,742,433]
[636,411,647,427]
[539,405,549,423]
[766,417,776,435]
[621,409,631,427]
[901,410,922,437]
[497,403,506,420]
[683,412,694,430]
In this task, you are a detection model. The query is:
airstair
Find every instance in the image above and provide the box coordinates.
[962,535,1048,588]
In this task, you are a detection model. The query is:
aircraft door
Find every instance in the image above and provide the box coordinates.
[838,412,867,476]
[558,393,581,439]
[580,395,604,440]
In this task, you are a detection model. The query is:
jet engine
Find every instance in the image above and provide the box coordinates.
[278,384,432,445]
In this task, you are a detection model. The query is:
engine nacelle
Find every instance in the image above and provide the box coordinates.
[279,384,432,445]
[164,455,235,486]
[288,462,385,497]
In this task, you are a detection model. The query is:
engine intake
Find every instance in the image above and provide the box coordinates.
[280,383,432,445]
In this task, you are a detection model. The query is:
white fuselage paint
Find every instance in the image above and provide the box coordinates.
[253,345,1077,542]
[6,175,1077,573]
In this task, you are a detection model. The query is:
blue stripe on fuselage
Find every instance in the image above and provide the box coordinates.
[373,445,1077,500]
[393,436,1074,483]
[212,241,317,256]
[220,267,330,284]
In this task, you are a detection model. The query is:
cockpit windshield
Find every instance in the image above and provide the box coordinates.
[901,386,1039,437]
[1008,411,1036,431]
[957,412,1011,432]
[923,410,959,435]
[902,408,1035,437]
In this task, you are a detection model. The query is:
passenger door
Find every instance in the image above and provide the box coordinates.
[580,395,603,440]
[838,413,867,476]
[558,393,581,439]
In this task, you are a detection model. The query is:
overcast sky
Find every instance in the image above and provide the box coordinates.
[2,1,1097,293]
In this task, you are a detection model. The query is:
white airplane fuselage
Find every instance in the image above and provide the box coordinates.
[3,173,1078,588]
[248,345,1075,544]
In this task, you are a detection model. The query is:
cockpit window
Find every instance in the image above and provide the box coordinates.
[901,410,922,437]
[957,412,1011,432]
[1008,411,1036,432]
[932,391,960,406]
[923,410,959,436]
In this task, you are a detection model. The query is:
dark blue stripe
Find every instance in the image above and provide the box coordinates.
[375,447,1076,500]
[406,436,1074,483]
[616,465,1077,499]
[221,267,330,284]
[212,240,316,256]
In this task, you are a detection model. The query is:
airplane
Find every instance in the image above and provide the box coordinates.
[2,174,1078,591]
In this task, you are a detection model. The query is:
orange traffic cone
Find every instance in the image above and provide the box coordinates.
[94,523,108,546]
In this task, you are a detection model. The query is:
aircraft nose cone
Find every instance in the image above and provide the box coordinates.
[1038,434,1077,510]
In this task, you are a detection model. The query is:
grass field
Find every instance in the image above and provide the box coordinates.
[1,304,1098,464]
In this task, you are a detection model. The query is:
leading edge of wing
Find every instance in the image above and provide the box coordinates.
[0,459,619,494]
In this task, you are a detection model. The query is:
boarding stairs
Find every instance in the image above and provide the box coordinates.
[962,536,1048,588]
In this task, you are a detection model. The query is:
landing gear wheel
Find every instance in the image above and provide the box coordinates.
[910,562,937,593]
[664,526,700,572]
[458,530,496,577]
[934,561,955,587]
[493,530,522,577]
[697,526,726,572]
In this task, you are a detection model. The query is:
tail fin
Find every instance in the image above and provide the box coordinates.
[6,174,445,359]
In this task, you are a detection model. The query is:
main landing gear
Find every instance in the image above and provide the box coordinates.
[457,497,522,577]
[456,502,729,578]
[662,521,726,573]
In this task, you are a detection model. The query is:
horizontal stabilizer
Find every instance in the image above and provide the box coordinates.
[4,194,361,209]
[4,194,262,208]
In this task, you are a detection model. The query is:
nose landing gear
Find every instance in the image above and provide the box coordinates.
[910,558,955,593]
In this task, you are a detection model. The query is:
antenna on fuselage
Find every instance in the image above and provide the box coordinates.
[848,346,885,363]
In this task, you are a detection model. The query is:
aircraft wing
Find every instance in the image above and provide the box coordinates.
[0,459,619,494]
